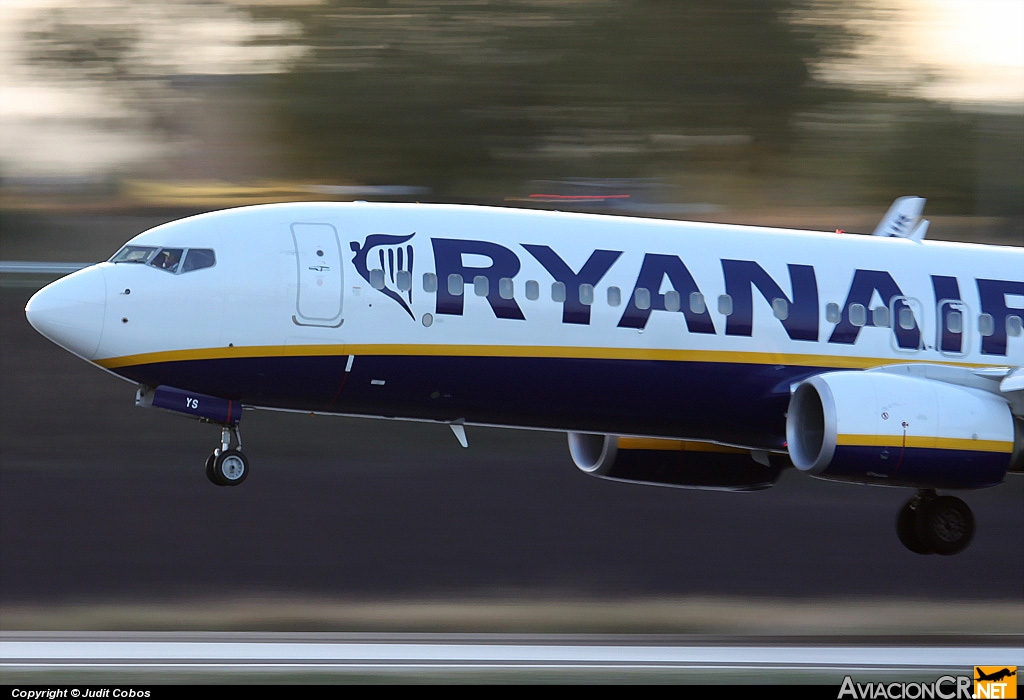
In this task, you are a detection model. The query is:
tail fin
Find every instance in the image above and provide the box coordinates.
[873,196,928,241]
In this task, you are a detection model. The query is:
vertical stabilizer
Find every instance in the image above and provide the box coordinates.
[872,196,928,241]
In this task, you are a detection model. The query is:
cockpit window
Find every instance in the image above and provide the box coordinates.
[110,246,158,264]
[110,246,215,274]
[182,248,216,272]
[152,248,183,272]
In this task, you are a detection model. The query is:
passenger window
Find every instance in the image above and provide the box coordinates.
[898,306,916,330]
[689,292,705,314]
[772,298,789,321]
[945,309,963,334]
[369,269,386,290]
[551,281,566,303]
[634,288,651,311]
[422,272,437,293]
[499,277,515,300]
[473,276,489,297]
[718,294,733,316]
[525,280,540,301]
[872,306,889,328]
[396,269,412,291]
[607,286,621,307]
[663,290,680,312]
[1008,315,1023,337]
[979,313,995,336]
[448,274,464,296]
[849,303,867,327]
[181,248,215,273]
[579,283,594,306]
[826,302,841,324]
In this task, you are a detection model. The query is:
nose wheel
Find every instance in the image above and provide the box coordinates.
[206,424,249,486]
[896,490,974,555]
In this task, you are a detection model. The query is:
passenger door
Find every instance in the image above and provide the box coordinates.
[291,222,344,327]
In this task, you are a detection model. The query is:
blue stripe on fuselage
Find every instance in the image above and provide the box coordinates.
[111,354,828,449]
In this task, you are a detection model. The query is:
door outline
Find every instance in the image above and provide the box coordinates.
[292,222,344,327]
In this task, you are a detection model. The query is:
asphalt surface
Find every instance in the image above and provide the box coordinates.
[1,210,1022,632]
[2,281,1022,613]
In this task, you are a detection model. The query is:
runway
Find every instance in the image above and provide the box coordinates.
[4,632,1021,683]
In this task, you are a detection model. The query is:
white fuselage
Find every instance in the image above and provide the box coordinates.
[25,202,1024,449]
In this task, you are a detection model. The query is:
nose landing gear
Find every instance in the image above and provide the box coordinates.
[896,490,974,555]
[206,424,249,486]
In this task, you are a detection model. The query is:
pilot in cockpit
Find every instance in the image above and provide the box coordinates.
[155,249,180,272]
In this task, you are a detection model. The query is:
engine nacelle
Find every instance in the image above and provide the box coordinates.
[786,371,1017,489]
[567,433,783,491]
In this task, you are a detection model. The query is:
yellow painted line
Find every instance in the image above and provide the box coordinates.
[94,342,1000,371]
[97,345,285,369]
[616,437,747,453]
[836,434,1013,453]
[89,343,509,368]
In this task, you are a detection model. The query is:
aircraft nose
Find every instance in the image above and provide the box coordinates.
[26,266,107,360]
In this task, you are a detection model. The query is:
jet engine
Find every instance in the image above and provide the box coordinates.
[567,433,783,491]
[786,371,1018,489]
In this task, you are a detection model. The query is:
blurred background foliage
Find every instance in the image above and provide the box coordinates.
[3,0,1022,219]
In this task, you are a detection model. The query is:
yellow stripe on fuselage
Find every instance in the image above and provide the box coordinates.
[93,343,999,372]
[835,434,1013,453]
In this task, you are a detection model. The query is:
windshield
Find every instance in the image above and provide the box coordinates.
[110,245,158,264]
[109,246,215,274]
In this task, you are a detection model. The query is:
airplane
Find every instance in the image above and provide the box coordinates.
[975,668,1017,683]
[24,197,1023,556]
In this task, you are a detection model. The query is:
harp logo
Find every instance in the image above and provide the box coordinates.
[350,232,417,319]
[975,667,1017,699]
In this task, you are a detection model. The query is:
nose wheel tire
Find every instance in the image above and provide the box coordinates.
[896,493,974,555]
[207,449,249,486]
[205,452,218,485]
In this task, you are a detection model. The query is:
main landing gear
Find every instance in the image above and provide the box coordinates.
[896,490,974,555]
[206,423,249,486]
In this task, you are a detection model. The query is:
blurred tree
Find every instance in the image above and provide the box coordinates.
[23,6,139,80]
[17,0,1019,218]
[263,0,845,194]
[871,107,1024,216]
